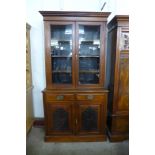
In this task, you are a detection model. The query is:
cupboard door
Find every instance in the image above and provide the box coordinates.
[47,102,74,135]
[45,22,75,88]
[76,102,104,135]
[76,22,105,87]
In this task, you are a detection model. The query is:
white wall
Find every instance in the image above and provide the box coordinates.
[99,0,129,21]
[42,0,101,11]
[26,0,45,117]
[26,0,129,118]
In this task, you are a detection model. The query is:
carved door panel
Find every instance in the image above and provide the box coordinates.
[47,102,74,135]
[76,102,103,135]
[117,54,129,111]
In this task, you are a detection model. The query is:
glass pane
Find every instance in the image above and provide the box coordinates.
[50,25,72,84]
[78,25,100,84]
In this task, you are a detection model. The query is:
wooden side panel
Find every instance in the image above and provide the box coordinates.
[26,23,34,134]
[107,28,117,113]
[26,88,34,134]
[117,54,129,111]
[26,24,32,89]
[111,115,129,134]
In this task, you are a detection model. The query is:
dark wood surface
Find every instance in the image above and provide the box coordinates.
[106,15,129,142]
[39,11,111,17]
[45,134,107,142]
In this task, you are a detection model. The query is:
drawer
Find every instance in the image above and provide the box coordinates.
[76,94,105,101]
[45,93,75,101]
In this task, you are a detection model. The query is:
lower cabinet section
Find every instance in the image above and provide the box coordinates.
[107,114,129,142]
[43,89,108,142]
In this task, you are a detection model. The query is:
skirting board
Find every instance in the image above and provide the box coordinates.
[107,129,129,142]
[33,118,45,127]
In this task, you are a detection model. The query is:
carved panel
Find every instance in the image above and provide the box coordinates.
[53,108,69,131]
[117,55,129,111]
[81,107,98,131]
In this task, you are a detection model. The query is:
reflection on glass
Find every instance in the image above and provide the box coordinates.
[78,25,100,84]
[50,25,72,84]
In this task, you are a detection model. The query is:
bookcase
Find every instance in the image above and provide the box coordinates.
[40,11,110,142]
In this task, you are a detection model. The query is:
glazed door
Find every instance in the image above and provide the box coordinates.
[47,102,74,135]
[45,22,76,88]
[76,22,106,88]
[76,102,104,135]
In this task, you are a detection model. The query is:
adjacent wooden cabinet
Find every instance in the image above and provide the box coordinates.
[26,23,34,134]
[40,11,110,142]
[106,16,129,141]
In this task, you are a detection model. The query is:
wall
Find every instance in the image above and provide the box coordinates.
[99,0,129,21]
[26,0,45,117]
[26,0,129,118]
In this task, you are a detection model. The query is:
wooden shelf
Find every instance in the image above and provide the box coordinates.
[52,55,99,58]
[80,40,99,42]
[79,55,99,58]
[79,70,99,73]
[51,40,71,42]
[52,55,72,58]
[53,70,72,73]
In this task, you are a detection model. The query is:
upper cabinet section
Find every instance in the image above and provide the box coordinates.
[40,11,110,89]
[108,15,129,52]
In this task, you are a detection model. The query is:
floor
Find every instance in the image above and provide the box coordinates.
[26,127,129,155]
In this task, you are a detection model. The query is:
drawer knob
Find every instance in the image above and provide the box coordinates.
[87,95,94,100]
[56,95,64,100]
